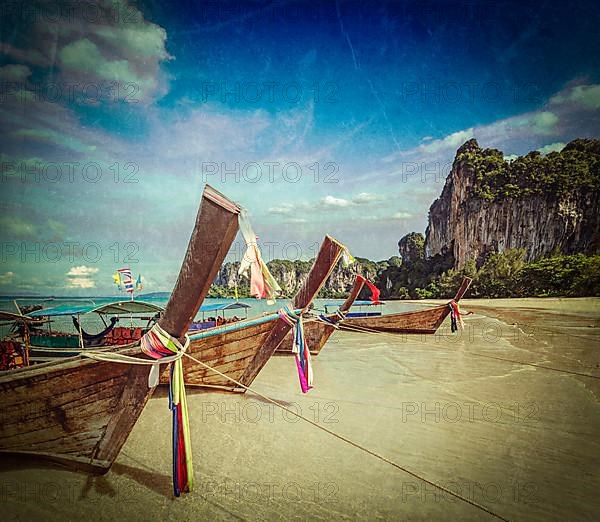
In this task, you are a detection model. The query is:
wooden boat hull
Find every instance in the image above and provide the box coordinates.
[276,319,335,356]
[160,316,278,391]
[342,277,473,334]
[342,304,450,333]
[0,346,152,472]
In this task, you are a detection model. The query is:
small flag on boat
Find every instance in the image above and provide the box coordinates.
[136,274,143,291]
[112,272,121,286]
[364,278,382,304]
[341,248,355,267]
[118,268,134,293]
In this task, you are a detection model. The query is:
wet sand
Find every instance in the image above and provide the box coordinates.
[2,298,599,521]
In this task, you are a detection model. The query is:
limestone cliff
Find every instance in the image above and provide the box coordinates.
[424,139,600,268]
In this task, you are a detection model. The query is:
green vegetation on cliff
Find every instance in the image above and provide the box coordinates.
[457,138,600,201]
[381,249,600,299]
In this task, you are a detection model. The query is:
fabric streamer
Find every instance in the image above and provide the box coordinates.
[140,324,193,496]
[278,307,313,393]
[448,300,464,333]
[341,247,356,267]
[238,209,281,304]
[363,278,382,304]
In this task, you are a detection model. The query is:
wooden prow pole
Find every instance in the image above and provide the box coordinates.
[292,235,346,311]
[159,185,241,341]
[339,275,366,314]
[453,277,473,302]
[238,235,345,387]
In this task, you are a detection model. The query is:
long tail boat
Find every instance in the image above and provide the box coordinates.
[276,275,366,356]
[341,277,472,334]
[0,185,241,472]
[160,235,346,392]
[22,300,165,363]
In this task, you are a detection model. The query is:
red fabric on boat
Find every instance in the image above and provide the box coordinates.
[364,279,382,304]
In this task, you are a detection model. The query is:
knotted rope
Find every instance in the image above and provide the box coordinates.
[82,323,193,497]
[278,306,313,393]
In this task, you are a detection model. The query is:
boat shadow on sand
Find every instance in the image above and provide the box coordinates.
[0,453,249,518]
[0,453,171,498]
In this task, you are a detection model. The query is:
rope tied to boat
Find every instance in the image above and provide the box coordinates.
[316,314,341,328]
[81,324,193,497]
[278,306,313,393]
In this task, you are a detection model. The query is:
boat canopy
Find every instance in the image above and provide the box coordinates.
[26,300,164,317]
[198,302,251,313]
[0,310,41,323]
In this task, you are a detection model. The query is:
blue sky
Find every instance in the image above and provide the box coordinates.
[0,0,599,295]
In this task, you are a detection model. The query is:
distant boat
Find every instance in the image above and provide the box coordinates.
[276,277,472,356]
[24,300,164,362]
[0,184,242,472]
[188,301,251,331]
[341,277,472,334]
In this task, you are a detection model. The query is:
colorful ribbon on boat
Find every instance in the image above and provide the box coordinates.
[141,324,193,497]
[448,300,464,333]
[238,209,281,304]
[278,307,313,393]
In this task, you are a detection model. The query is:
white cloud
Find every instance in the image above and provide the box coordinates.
[267,204,295,215]
[59,39,140,84]
[66,265,99,289]
[550,83,600,110]
[352,192,383,204]
[0,272,15,285]
[67,266,99,277]
[538,142,566,155]
[1,0,171,103]
[319,195,351,208]
[419,128,474,155]
[529,111,559,135]
[392,212,413,219]
[67,278,97,289]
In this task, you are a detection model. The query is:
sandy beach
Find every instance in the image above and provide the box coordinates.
[2,298,599,521]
